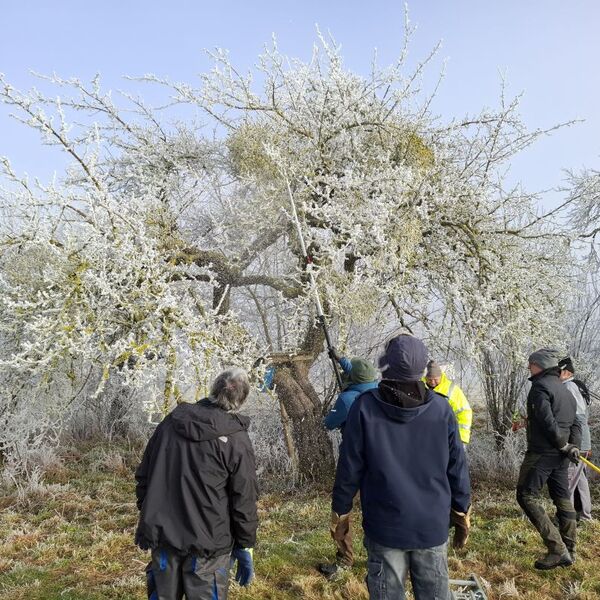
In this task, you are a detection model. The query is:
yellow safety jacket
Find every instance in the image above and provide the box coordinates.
[424,372,473,444]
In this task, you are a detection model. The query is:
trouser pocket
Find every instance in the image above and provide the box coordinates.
[366,556,386,599]
[184,553,230,600]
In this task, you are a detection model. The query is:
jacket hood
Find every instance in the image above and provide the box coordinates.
[346,381,379,393]
[378,335,429,381]
[171,399,250,442]
[374,381,435,423]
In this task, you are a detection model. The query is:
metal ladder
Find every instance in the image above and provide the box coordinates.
[449,574,488,600]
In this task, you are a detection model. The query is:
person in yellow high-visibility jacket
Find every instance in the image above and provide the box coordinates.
[424,360,473,444]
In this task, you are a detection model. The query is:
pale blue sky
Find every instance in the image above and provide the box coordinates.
[2,1,599,208]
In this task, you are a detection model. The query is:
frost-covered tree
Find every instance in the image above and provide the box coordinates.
[565,168,600,265]
[560,168,600,384]
[562,268,600,386]
[0,31,571,479]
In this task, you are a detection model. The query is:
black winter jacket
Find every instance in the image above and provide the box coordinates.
[135,400,258,557]
[526,368,582,454]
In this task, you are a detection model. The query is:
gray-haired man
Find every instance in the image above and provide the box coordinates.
[135,368,258,599]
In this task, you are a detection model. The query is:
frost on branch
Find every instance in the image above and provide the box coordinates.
[0,34,572,471]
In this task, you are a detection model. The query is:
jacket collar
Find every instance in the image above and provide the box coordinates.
[528,366,561,382]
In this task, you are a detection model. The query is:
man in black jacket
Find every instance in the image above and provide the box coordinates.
[135,368,258,599]
[517,349,582,570]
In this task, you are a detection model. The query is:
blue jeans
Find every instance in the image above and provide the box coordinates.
[364,537,450,600]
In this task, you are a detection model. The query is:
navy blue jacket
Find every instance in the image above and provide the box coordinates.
[324,357,378,433]
[332,387,470,549]
[324,381,379,432]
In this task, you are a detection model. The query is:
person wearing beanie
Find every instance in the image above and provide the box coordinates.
[320,350,379,577]
[323,351,379,435]
[424,360,473,445]
[558,357,593,522]
[331,334,471,599]
[516,348,582,570]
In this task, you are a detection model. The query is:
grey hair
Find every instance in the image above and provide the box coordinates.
[209,368,251,412]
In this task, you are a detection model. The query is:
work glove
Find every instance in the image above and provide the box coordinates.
[330,511,351,543]
[328,347,341,362]
[231,547,254,586]
[450,505,472,549]
[560,443,580,464]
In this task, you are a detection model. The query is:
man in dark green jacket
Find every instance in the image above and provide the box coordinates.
[517,348,582,570]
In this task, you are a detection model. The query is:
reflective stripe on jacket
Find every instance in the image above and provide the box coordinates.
[425,372,473,444]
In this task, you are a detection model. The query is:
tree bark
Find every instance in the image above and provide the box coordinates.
[273,360,335,483]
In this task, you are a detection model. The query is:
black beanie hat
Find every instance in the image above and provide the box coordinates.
[558,356,575,374]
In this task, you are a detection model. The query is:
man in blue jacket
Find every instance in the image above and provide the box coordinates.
[324,350,379,434]
[319,350,378,577]
[331,334,471,599]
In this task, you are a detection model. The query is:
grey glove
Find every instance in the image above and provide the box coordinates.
[560,443,580,464]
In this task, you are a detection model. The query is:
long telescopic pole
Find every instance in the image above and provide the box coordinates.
[284,177,343,391]
[580,455,600,476]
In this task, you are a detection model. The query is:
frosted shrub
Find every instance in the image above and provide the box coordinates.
[468,430,526,486]
[245,404,295,488]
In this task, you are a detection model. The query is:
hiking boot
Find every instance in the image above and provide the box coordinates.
[534,551,573,570]
[317,562,350,579]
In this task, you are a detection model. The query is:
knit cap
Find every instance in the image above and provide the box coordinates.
[378,335,429,382]
[528,348,561,370]
[348,358,379,384]
[558,356,575,373]
[426,360,442,378]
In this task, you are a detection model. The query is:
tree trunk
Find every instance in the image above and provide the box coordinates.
[480,348,527,450]
[273,361,335,483]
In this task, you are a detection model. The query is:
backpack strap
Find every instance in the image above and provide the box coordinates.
[574,379,591,405]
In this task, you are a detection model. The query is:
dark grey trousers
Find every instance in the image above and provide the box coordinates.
[516,452,577,555]
[147,549,230,600]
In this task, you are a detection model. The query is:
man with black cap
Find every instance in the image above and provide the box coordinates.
[331,334,471,599]
[516,349,582,570]
[559,356,593,522]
